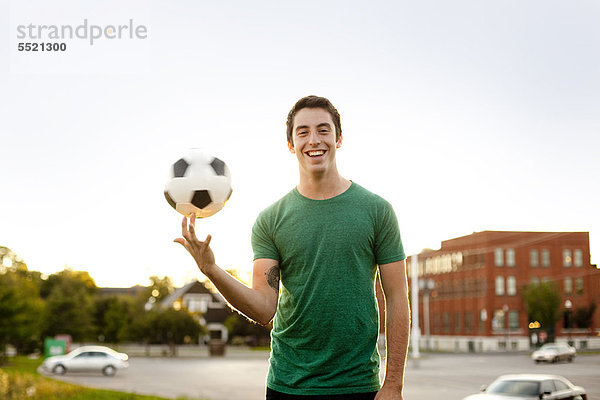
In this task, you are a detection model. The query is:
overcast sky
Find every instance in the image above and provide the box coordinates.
[2,0,599,287]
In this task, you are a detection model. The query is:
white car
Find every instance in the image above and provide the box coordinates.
[532,343,576,363]
[41,345,129,376]
[462,374,587,400]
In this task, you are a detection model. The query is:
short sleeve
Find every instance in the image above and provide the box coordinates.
[251,211,281,262]
[374,201,405,265]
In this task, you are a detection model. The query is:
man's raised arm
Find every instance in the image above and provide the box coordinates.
[174,214,279,325]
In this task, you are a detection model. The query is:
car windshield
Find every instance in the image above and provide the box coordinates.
[487,380,540,396]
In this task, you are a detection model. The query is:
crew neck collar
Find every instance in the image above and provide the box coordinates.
[293,181,355,202]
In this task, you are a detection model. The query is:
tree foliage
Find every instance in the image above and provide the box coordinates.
[523,281,562,342]
[574,303,597,329]
[130,308,202,345]
[41,272,96,342]
[144,276,174,301]
[224,313,271,346]
[93,296,137,343]
[0,245,206,355]
[0,247,45,354]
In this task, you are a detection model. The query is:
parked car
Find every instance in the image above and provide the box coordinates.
[462,374,587,400]
[41,345,129,376]
[532,342,576,363]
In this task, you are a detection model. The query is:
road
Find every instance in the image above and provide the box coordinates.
[43,350,600,400]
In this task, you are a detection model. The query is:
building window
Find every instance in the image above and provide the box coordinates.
[574,249,583,267]
[541,249,550,267]
[493,309,505,331]
[494,248,504,266]
[563,249,572,267]
[508,310,519,329]
[507,276,516,296]
[575,278,584,294]
[564,277,573,294]
[442,313,451,333]
[465,312,475,332]
[455,312,461,333]
[530,249,539,267]
[506,248,515,267]
[530,277,540,285]
[495,276,505,295]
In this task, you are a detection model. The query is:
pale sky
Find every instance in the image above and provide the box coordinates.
[1,0,599,288]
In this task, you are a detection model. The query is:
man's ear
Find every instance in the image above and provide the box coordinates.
[288,141,295,153]
[336,134,343,148]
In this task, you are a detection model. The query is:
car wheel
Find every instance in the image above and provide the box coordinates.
[535,360,540,364]
[552,356,558,363]
[103,365,116,376]
[568,356,573,362]
[52,364,66,375]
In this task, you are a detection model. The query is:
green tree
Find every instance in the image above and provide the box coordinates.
[224,313,271,347]
[574,303,597,329]
[523,281,562,342]
[93,296,137,343]
[40,269,97,299]
[130,308,201,346]
[40,269,97,342]
[0,247,44,356]
[134,276,175,311]
[145,276,174,300]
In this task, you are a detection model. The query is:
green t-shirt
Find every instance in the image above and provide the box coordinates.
[251,182,405,395]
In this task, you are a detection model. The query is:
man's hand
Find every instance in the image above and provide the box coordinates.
[174,213,215,274]
[375,385,403,400]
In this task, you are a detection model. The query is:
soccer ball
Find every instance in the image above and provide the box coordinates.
[164,149,232,218]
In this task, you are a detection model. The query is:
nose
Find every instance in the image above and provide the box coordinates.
[308,130,321,145]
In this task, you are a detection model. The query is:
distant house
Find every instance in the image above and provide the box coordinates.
[159,280,235,342]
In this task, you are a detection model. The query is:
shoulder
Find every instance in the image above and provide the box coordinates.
[255,188,297,222]
[350,182,394,211]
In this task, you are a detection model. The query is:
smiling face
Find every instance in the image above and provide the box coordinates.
[288,107,342,178]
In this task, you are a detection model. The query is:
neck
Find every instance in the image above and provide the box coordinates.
[296,171,351,200]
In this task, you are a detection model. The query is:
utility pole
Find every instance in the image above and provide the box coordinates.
[410,254,420,360]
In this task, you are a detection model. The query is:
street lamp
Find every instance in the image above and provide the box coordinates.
[502,304,509,351]
[419,278,435,350]
[564,299,573,346]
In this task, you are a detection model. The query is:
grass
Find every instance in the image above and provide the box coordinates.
[0,356,203,400]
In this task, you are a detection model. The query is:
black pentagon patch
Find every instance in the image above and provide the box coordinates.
[164,191,177,209]
[210,158,226,176]
[191,190,212,209]
[173,158,190,178]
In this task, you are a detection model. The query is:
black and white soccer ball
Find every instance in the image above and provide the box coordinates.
[164,149,232,218]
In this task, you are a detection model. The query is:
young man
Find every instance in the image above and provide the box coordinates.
[175,96,410,400]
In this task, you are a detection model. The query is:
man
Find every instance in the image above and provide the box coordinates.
[175,95,410,399]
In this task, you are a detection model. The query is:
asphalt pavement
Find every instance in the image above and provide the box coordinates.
[41,349,600,400]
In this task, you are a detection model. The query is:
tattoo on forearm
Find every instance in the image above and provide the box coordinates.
[266,266,280,292]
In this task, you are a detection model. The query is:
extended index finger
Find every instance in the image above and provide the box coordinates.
[181,215,190,238]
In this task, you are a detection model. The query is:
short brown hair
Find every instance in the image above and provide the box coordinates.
[286,95,342,145]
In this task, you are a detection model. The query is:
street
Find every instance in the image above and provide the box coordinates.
[44,350,600,400]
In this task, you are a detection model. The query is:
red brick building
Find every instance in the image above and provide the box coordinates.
[400,231,600,352]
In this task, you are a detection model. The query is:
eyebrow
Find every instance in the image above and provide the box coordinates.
[295,123,332,132]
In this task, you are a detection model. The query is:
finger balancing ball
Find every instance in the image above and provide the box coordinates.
[164,149,232,218]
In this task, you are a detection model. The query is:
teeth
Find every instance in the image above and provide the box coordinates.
[308,150,325,157]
